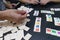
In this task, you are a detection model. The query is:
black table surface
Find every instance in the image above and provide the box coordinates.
[3,2,60,40]
[17,2,60,40]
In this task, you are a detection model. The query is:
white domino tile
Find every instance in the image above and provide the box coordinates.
[51,8,60,11]
[41,10,54,14]
[4,34,11,40]
[0,38,3,40]
[16,30,24,40]
[11,27,18,33]
[18,25,30,31]
[24,33,32,40]
[33,10,39,16]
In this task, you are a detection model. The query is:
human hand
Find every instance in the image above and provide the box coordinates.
[6,4,13,8]
[3,9,27,23]
[20,0,39,4]
[40,0,50,5]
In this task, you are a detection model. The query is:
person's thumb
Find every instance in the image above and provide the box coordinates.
[17,10,26,15]
[20,14,27,20]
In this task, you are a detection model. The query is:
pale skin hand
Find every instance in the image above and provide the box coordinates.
[6,3,19,9]
[40,0,50,5]
[40,0,60,5]
[51,0,60,2]
[0,9,27,23]
[6,3,13,9]
[19,0,39,4]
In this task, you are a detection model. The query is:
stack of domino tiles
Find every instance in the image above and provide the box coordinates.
[0,18,32,40]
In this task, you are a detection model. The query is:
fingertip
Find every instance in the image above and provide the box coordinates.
[17,10,26,14]
[21,14,27,18]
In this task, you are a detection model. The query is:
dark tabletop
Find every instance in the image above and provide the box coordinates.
[3,2,60,40]
[17,2,60,40]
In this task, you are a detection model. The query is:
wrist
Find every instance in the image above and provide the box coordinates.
[0,10,8,20]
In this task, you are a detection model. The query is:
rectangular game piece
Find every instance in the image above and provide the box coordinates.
[46,28,51,34]
[27,14,30,17]
[34,17,41,32]
[33,10,39,16]
[51,29,57,36]
[57,31,60,37]
[23,33,32,40]
[46,15,53,22]
[4,34,11,40]
[41,10,54,14]
[18,25,30,31]
[0,38,3,40]
[4,30,24,40]
[0,30,3,37]
[54,17,60,26]
[51,8,60,11]
[17,6,33,13]
[16,30,24,40]
[11,27,18,33]
[9,33,17,39]
[4,26,14,33]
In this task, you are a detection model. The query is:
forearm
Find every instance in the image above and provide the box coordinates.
[0,11,6,20]
[51,0,60,2]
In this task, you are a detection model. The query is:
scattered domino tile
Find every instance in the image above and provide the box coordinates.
[4,30,24,40]
[46,28,51,34]
[46,28,60,37]
[34,17,41,32]
[24,18,30,22]
[4,34,11,40]
[0,30,3,37]
[0,20,14,27]
[18,25,30,31]
[3,26,15,33]
[41,10,54,14]
[21,18,30,25]
[4,34,16,40]
[17,6,33,13]
[51,29,57,36]
[33,10,39,16]
[54,17,60,26]
[27,8,33,13]
[23,33,32,40]
[9,33,17,39]
[46,14,53,22]
[0,18,31,40]
[0,38,3,40]
[16,30,24,40]
[27,14,30,17]
[11,27,18,33]
[57,31,60,37]
[50,8,60,11]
